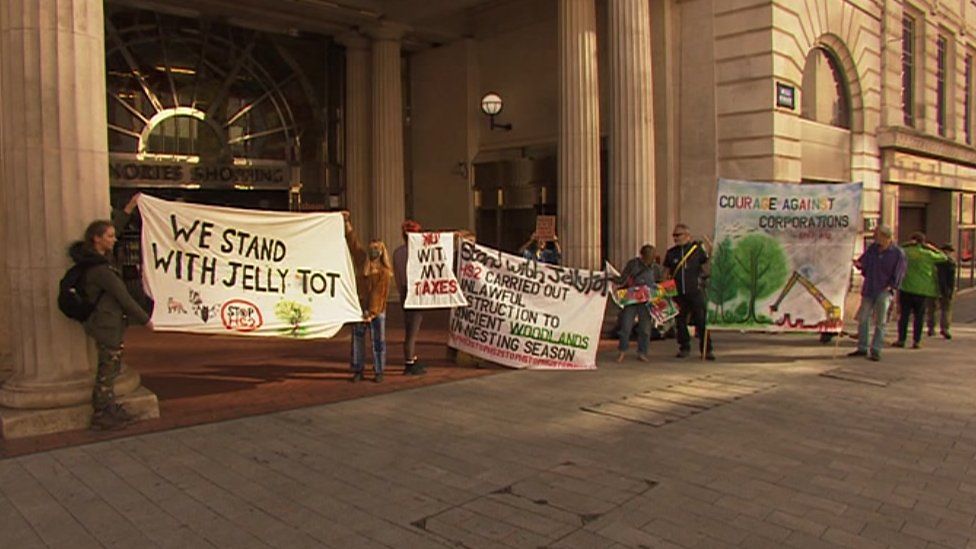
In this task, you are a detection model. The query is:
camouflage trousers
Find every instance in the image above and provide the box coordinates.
[92,343,123,412]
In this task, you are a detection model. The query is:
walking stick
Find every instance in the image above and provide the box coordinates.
[701,326,710,361]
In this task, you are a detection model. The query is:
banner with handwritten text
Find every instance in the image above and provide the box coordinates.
[138,195,362,337]
[404,232,468,309]
[448,242,611,370]
[708,179,862,333]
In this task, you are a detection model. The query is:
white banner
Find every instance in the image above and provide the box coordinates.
[448,242,611,370]
[709,179,862,332]
[138,195,362,338]
[404,232,467,309]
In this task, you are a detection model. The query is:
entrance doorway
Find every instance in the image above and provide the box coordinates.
[898,204,927,242]
[473,156,556,254]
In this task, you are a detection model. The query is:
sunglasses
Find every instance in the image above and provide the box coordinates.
[672,233,687,237]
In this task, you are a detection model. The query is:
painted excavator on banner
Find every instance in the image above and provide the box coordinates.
[769,271,843,331]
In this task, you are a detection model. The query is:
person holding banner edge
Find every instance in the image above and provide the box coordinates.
[664,223,715,360]
[343,212,392,383]
[393,219,427,375]
[519,231,562,265]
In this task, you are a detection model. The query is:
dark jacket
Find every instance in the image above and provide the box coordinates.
[618,257,663,288]
[68,242,150,347]
[936,259,957,298]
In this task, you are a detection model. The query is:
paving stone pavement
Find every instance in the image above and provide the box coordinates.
[2,292,976,548]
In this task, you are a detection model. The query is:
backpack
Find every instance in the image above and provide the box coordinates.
[57,264,103,322]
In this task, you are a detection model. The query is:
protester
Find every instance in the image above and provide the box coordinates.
[343,213,392,382]
[926,243,957,340]
[615,244,664,362]
[894,232,947,349]
[393,219,426,375]
[664,223,715,360]
[69,219,153,430]
[848,225,906,361]
[519,231,561,265]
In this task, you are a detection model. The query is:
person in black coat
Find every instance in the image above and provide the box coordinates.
[664,223,715,360]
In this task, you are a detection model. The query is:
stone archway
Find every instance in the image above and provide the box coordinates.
[799,34,864,184]
[811,34,865,134]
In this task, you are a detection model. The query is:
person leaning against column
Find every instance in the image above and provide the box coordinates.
[393,219,426,375]
[68,216,153,430]
[894,232,947,350]
[343,212,392,383]
[848,225,906,362]
[664,223,715,360]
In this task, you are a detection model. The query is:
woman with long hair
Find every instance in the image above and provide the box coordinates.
[68,218,152,430]
[343,213,393,382]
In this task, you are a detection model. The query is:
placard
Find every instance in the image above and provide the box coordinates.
[404,232,468,309]
[535,215,557,240]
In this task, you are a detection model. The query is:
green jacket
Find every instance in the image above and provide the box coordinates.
[68,241,150,347]
[899,243,947,298]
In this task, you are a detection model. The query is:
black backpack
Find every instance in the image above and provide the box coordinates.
[57,265,103,322]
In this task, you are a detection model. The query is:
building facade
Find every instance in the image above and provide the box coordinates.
[1,0,974,436]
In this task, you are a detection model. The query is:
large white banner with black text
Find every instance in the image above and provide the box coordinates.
[448,242,611,370]
[138,195,362,338]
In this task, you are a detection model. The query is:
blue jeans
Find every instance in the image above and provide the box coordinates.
[618,304,651,354]
[351,314,385,374]
[855,292,892,355]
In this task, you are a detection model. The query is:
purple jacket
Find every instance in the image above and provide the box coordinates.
[857,243,907,299]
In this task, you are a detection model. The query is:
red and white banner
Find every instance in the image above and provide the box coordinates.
[448,241,611,370]
[404,232,467,309]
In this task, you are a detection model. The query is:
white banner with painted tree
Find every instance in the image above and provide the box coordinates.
[708,179,862,333]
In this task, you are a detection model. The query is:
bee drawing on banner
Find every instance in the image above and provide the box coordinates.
[188,289,220,323]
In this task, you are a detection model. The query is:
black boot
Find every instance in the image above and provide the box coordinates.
[90,409,127,431]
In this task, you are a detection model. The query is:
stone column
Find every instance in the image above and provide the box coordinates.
[558,0,602,270]
[608,0,655,269]
[0,5,9,374]
[369,24,407,253]
[338,32,372,236]
[0,1,153,432]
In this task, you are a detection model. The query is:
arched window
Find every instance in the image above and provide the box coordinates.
[801,47,851,129]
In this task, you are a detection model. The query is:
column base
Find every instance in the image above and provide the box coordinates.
[0,387,159,439]
[0,364,141,409]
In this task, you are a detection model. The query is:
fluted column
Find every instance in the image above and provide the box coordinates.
[369,23,407,252]
[338,32,372,236]
[608,0,655,268]
[0,0,138,409]
[558,0,602,269]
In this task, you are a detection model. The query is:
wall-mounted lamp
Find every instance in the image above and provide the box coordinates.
[480,92,512,131]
